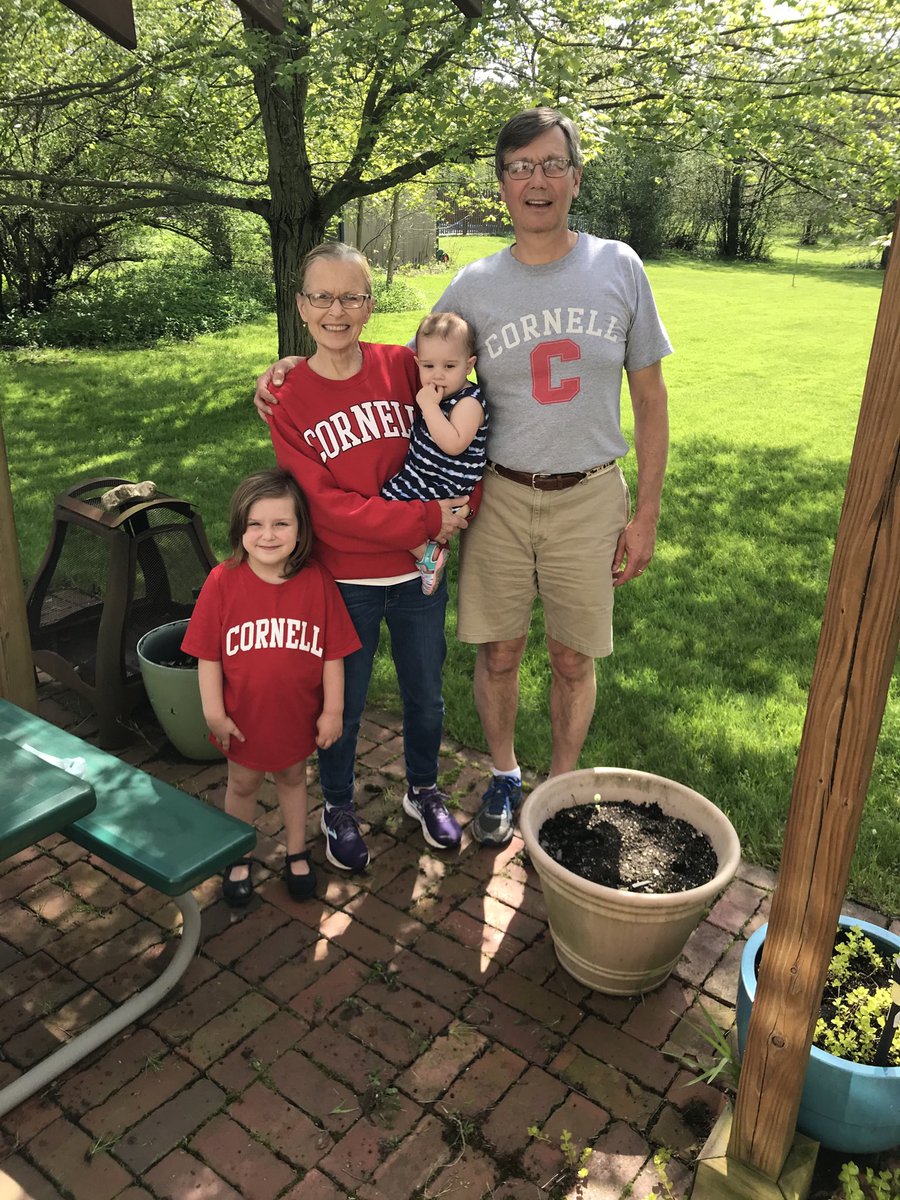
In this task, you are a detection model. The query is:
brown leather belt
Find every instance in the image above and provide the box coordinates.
[490,460,616,491]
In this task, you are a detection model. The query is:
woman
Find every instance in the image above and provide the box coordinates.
[266,242,471,872]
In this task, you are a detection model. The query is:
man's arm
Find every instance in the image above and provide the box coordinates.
[612,360,669,587]
[253,356,303,421]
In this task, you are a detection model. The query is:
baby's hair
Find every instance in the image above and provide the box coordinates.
[416,311,476,359]
[227,469,313,579]
[297,241,373,295]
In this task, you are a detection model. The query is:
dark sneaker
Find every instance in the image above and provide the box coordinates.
[471,775,523,846]
[403,786,462,850]
[321,805,370,871]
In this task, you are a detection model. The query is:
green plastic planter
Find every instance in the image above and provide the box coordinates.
[137,619,222,761]
[737,916,900,1153]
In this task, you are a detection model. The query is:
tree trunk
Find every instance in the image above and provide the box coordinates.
[386,190,400,287]
[266,204,320,358]
[721,164,743,258]
[355,196,365,251]
[245,14,321,358]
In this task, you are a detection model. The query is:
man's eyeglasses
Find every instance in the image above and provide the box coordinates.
[301,292,371,309]
[502,156,573,180]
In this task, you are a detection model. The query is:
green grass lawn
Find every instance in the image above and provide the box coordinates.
[2,236,896,910]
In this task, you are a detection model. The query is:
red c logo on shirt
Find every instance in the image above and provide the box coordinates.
[531,340,581,405]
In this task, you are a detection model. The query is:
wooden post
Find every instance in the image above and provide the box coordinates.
[726,202,900,1179]
[0,414,38,713]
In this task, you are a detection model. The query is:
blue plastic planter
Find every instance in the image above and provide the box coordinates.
[737,915,900,1154]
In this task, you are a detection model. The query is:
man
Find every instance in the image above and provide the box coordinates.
[256,107,671,850]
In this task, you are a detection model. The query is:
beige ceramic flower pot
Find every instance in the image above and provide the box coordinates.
[519,767,741,995]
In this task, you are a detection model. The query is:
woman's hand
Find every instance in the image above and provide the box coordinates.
[436,495,471,543]
[254,356,302,422]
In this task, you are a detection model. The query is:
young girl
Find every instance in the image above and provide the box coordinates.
[182,469,360,906]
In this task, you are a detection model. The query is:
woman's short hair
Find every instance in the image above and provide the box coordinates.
[298,242,373,294]
[494,107,583,180]
[227,468,313,579]
[416,311,476,358]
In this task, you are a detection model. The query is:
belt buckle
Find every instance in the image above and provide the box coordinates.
[531,472,552,490]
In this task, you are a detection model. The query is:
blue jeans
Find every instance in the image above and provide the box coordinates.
[317,576,447,808]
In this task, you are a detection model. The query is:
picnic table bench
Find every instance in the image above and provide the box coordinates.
[0,698,254,1117]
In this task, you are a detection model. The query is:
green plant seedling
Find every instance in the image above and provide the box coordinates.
[639,1148,678,1200]
[85,1132,121,1161]
[664,1005,741,1090]
[838,1160,900,1200]
[528,1126,593,1199]
[361,1070,401,1126]
[365,961,401,990]
[144,1051,165,1073]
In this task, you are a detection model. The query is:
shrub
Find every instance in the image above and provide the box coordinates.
[1,259,275,348]
[370,271,424,313]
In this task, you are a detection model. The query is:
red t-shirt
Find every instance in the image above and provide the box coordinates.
[182,559,361,771]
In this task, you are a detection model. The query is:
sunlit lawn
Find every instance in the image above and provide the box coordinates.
[3,235,896,909]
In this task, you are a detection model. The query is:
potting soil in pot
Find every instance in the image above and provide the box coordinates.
[155,650,199,669]
[538,799,718,892]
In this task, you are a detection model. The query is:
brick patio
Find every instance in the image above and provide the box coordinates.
[1,684,896,1200]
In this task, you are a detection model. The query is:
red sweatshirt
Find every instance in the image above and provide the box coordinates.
[268,343,444,580]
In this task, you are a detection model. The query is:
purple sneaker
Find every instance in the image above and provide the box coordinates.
[403,786,461,850]
[321,804,370,871]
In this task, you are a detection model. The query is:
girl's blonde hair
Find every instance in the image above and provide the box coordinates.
[227,469,313,579]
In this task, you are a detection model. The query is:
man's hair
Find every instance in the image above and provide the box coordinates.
[494,107,583,180]
[227,468,313,579]
[297,241,373,294]
[416,311,476,358]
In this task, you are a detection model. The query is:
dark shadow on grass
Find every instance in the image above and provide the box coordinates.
[438,437,900,891]
[655,250,886,290]
[6,348,274,580]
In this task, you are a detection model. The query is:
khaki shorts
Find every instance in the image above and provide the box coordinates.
[457,463,630,658]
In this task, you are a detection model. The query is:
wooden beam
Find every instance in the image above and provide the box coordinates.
[0,414,38,714]
[694,1107,817,1200]
[232,0,285,34]
[727,201,900,1178]
[58,0,137,49]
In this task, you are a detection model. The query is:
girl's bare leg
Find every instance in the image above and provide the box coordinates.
[224,761,265,881]
[274,761,310,877]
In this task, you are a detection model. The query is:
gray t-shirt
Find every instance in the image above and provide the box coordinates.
[432,234,672,473]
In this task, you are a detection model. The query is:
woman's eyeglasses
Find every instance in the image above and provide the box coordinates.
[301,292,371,309]
[502,157,573,180]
